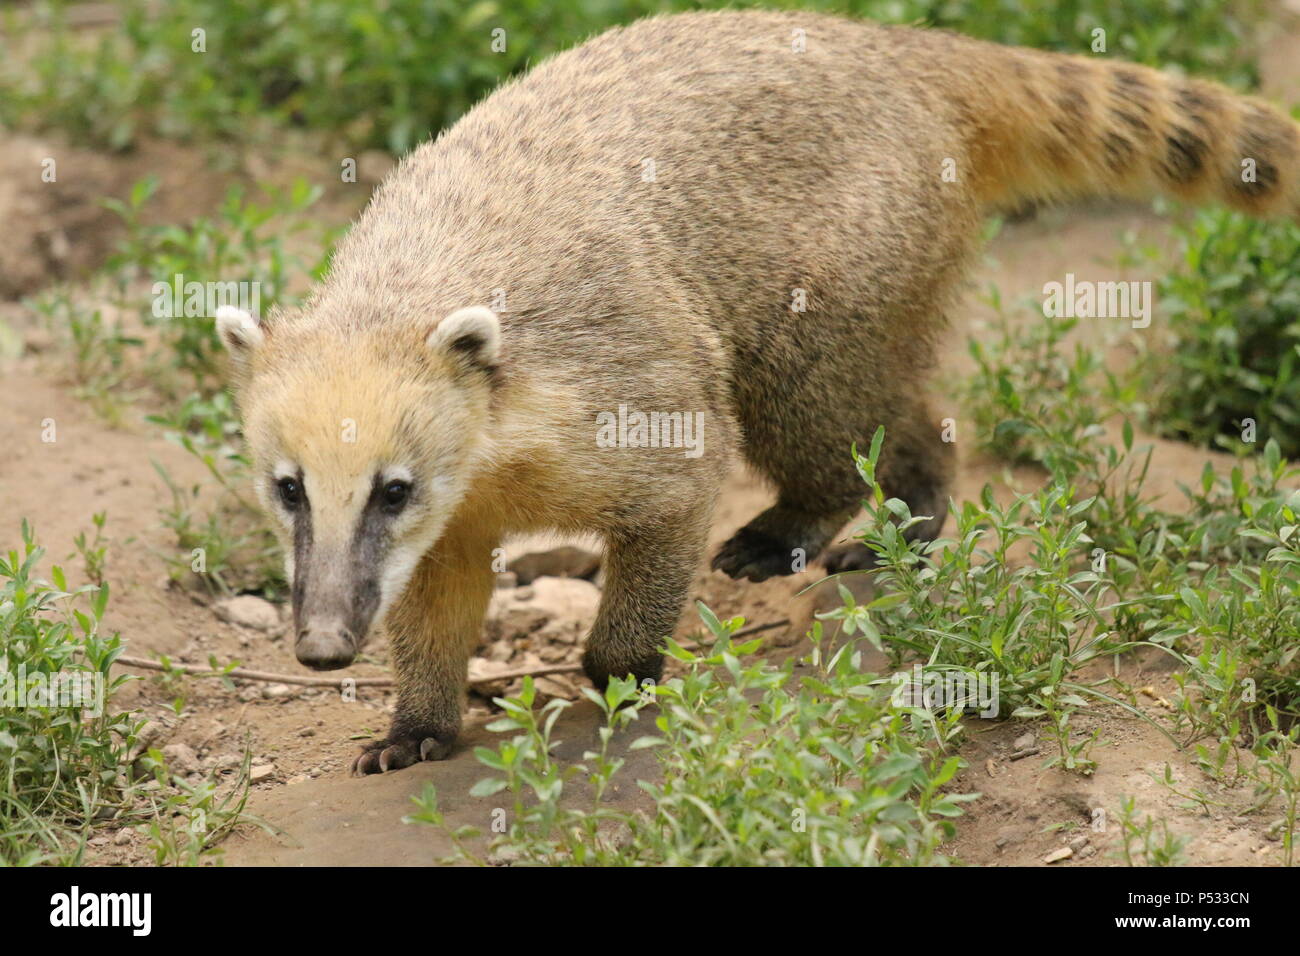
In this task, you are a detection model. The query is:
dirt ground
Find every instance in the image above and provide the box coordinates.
[3,17,1300,868]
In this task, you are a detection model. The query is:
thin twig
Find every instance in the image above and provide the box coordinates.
[114,655,394,687]
[112,617,794,689]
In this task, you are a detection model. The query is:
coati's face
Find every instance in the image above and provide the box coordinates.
[215,305,500,670]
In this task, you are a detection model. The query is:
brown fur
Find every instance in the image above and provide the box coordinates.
[221,11,1300,772]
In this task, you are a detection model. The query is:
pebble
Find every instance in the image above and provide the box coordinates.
[161,742,198,774]
[213,595,281,631]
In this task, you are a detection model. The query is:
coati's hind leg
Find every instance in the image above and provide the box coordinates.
[714,382,952,582]
[711,500,854,582]
[822,398,954,574]
[583,499,713,689]
[353,523,496,775]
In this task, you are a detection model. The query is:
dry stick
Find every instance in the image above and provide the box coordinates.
[113,617,793,689]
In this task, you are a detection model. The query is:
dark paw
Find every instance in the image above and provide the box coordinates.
[582,648,663,691]
[711,526,803,582]
[352,730,455,776]
[821,542,880,574]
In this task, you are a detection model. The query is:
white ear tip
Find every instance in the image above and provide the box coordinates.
[429,306,501,364]
[216,305,263,351]
[216,304,250,322]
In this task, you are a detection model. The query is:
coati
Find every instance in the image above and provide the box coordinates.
[216,10,1300,774]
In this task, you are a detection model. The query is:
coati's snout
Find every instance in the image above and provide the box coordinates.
[287,500,386,671]
[295,623,357,671]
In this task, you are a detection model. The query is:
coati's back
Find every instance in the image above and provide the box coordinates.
[312,9,1300,379]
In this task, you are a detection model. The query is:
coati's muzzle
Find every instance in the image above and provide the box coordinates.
[295,621,358,671]
[291,546,382,671]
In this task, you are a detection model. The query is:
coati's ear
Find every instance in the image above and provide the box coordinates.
[427,306,501,373]
[216,305,265,358]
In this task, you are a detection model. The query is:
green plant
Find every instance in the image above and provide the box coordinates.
[958,282,1300,746]
[0,521,262,864]
[0,521,140,864]
[25,289,142,422]
[409,604,975,865]
[1147,209,1300,459]
[105,176,328,396]
[150,460,283,597]
[136,744,256,866]
[829,427,1169,777]
[70,511,109,587]
[1114,796,1190,866]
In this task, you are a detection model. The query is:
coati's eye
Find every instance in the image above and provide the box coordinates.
[277,477,304,510]
[382,480,411,512]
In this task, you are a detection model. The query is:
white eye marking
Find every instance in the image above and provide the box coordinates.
[273,461,300,483]
[382,464,414,486]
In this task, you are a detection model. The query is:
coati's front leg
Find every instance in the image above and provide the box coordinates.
[582,509,711,689]
[353,529,496,775]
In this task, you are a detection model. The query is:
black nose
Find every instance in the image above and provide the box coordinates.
[295,628,356,671]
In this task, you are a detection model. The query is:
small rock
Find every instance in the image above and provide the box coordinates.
[493,602,549,638]
[161,743,198,774]
[1043,847,1073,864]
[1079,844,1097,858]
[526,576,600,626]
[128,719,167,762]
[535,674,580,700]
[1013,732,1036,751]
[538,644,570,664]
[213,595,281,631]
[298,727,316,737]
[22,327,53,354]
[508,546,601,585]
[468,658,516,696]
[113,829,133,846]
[261,682,294,699]
[1069,834,1090,851]
[250,763,276,782]
[211,752,241,771]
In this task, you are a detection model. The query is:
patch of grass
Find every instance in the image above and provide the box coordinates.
[0,0,1264,154]
[0,521,257,865]
[960,287,1300,741]
[1114,796,1190,866]
[25,289,141,423]
[104,175,329,397]
[70,510,109,587]
[408,606,974,866]
[1144,209,1300,459]
[0,521,139,864]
